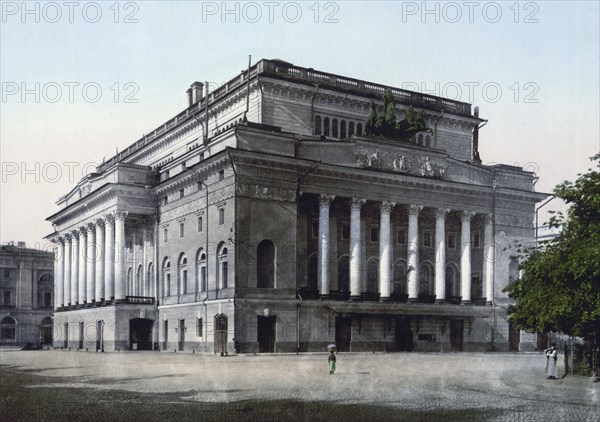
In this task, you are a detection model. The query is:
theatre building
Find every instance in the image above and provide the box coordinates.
[47,59,546,353]
[0,242,54,348]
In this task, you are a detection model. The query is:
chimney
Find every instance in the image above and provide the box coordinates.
[17,241,26,249]
[186,88,193,108]
[190,81,204,106]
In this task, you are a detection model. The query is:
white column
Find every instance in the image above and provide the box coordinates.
[78,227,87,304]
[104,215,115,301]
[142,224,148,296]
[71,232,79,305]
[379,201,394,300]
[64,235,71,306]
[86,223,96,303]
[460,211,475,304]
[95,219,105,301]
[407,205,422,302]
[318,194,334,298]
[349,198,365,299]
[484,214,494,305]
[114,211,127,301]
[435,208,449,303]
[54,237,64,310]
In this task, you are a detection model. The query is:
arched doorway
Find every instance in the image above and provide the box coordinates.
[129,318,153,350]
[40,317,53,345]
[1,317,16,343]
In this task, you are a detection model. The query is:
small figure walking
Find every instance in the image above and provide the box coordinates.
[545,343,558,379]
[328,350,336,375]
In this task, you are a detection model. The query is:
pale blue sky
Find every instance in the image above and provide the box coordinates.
[1,1,599,247]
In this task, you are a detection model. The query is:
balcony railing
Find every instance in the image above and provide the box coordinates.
[125,296,155,305]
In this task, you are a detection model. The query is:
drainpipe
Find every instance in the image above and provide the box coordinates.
[227,148,238,353]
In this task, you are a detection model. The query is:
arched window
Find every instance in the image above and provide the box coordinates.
[425,135,431,147]
[367,258,379,294]
[338,256,349,292]
[332,119,339,138]
[307,253,318,290]
[340,120,347,139]
[218,244,228,289]
[419,262,434,295]
[196,249,207,293]
[146,262,154,297]
[417,134,424,146]
[445,264,460,299]
[257,240,275,288]
[323,117,330,137]
[127,268,133,296]
[162,258,171,297]
[0,317,16,340]
[393,260,407,294]
[314,115,322,135]
[356,123,363,136]
[348,121,355,137]
[178,254,188,295]
[136,265,143,296]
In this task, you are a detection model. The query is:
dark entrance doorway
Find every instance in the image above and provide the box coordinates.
[40,317,53,346]
[96,320,103,352]
[450,319,464,351]
[78,322,84,350]
[508,321,520,352]
[178,319,185,351]
[214,314,228,355]
[395,317,413,352]
[335,317,352,352]
[257,316,276,353]
[129,318,153,350]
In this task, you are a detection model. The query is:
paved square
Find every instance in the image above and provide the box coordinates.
[1,350,598,421]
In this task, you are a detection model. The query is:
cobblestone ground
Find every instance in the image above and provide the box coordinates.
[1,350,598,421]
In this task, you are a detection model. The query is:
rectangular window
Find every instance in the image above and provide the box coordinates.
[197,181,202,192]
[197,318,203,337]
[182,270,188,294]
[219,170,225,181]
[311,220,319,238]
[179,189,184,199]
[163,228,168,243]
[423,231,433,248]
[219,208,225,225]
[3,269,10,278]
[341,223,350,241]
[200,266,207,292]
[197,216,203,232]
[44,291,52,307]
[448,233,456,249]
[397,229,406,245]
[200,152,205,161]
[370,227,379,242]
[222,262,228,289]
[166,274,171,296]
[472,232,481,248]
[3,291,11,305]
[162,196,168,205]
[179,222,185,238]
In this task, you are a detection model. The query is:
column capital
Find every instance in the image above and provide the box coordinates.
[78,226,88,235]
[408,204,423,217]
[435,208,450,219]
[318,194,335,206]
[95,218,105,227]
[350,198,366,210]
[70,230,80,239]
[114,211,128,221]
[86,222,96,232]
[380,201,395,213]
[483,213,494,225]
[461,211,476,223]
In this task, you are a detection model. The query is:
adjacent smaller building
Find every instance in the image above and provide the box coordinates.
[0,242,54,347]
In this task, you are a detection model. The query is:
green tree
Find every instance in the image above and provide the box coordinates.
[505,154,600,349]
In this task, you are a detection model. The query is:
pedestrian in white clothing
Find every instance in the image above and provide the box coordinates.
[545,344,558,379]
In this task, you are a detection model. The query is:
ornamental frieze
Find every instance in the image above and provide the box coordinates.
[495,214,534,229]
[236,183,296,202]
[161,199,205,223]
[355,148,448,180]
[208,184,235,205]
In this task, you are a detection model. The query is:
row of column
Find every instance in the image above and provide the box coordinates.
[53,211,127,309]
[317,195,495,303]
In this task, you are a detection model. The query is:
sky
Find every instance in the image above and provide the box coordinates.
[1,0,599,249]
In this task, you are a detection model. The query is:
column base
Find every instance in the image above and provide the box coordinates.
[461,300,472,305]
[350,295,361,301]
[114,298,126,304]
[408,297,418,303]
[435,299,446,304]
[486,301,493,306]
[320,294,330,300]
[379,296,390,302]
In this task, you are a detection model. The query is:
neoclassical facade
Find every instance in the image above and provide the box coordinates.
[1,242,54,347]
[47,59,546,353]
